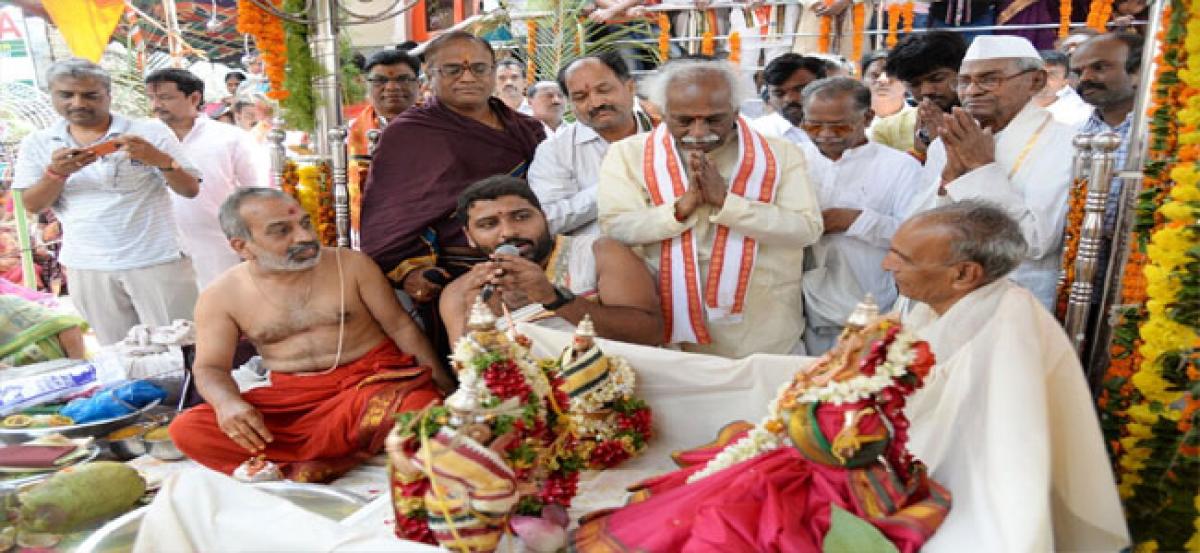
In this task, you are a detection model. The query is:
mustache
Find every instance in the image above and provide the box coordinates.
[783,102,803,111]
[681,133,720,145]
[588,104,618,118]
[287,241,320,260]
[498,238,534,251]
[1077,82,1107,92]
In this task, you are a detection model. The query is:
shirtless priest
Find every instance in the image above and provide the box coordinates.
[439,175,663,345]
[169,188,448,483]
[885,201,1129,552]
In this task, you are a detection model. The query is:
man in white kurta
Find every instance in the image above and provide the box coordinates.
[910,36,1076,310]
[146,69,265,289]
[884,201,1129,552]
[598,60,823,358]
[797,78,923,354]
[527,54,655,236]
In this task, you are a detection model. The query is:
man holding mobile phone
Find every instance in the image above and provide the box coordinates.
[12,58,203,345]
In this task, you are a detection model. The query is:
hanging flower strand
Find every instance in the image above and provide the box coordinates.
[818,0,833,53]
[236,0,289,100]
[729,30,741,66]
[657,13,671,61]
[886,3,902,47]
[526,19,538,84]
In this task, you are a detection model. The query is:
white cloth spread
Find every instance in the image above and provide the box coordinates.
[643,118,780,345]
[133,468,440,552]
[913,102,1076,309]
[903,279,1130,553]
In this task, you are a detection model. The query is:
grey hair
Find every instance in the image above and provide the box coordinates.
[642,59,747,112]
[1013,56,1046,71]
[801,77,871,113]
[46,58,111,91]
[218,188,295,240]
[913,200,1028,283]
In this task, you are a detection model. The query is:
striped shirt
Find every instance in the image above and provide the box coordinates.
[12,114,201,271]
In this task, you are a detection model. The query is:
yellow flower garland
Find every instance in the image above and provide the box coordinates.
[1110,1,1200,549]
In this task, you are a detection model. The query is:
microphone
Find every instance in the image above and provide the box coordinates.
[480,243,521,302]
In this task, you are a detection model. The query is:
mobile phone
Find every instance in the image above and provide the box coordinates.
[86,141,119,157]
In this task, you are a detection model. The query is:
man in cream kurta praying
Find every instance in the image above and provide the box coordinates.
[598,59,823,358]
[884,201,1129,552]
[911,35,1077,310]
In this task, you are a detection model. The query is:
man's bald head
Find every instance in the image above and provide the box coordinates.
[883,201,1027,314]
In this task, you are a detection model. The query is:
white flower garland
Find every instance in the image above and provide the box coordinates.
[687,331,919,483]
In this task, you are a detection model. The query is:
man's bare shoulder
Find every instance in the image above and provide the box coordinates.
[335,247,389,279]
[198,264,251,312]
[592,236,646,269]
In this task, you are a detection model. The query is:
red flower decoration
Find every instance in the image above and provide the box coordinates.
[618,408,653,439]
[395,513,436,544]
[539,470,580,507]
[484,360,533,401]
[589,439,632,469]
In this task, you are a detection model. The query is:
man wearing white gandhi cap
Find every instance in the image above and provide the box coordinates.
[908,35,1077,311]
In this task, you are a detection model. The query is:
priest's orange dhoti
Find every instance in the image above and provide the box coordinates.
[169,341,440,483]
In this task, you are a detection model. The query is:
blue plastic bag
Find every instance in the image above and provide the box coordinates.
[60,380,167,424]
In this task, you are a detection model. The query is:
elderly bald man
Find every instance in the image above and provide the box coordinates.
[597,59,823,358]
[889,200,1129,553]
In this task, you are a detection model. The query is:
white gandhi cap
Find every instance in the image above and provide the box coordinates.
[962,35,1042,62]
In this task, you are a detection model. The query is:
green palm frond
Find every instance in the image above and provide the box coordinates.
[519,0,661,83]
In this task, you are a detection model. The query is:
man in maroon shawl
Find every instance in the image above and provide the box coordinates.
[360,31,545,315]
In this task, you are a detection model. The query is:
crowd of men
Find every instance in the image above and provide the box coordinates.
[7,25,1142,550]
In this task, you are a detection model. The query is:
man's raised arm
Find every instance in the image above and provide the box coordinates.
[550,239,663,345]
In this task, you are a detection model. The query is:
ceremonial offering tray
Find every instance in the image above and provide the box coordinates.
[73,483,366,553]
[0,445,101,489]
[0,400,161,445]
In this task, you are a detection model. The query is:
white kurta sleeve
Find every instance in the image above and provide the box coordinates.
[708,139,824,247]
[597,138,697,245]
[946,158,1070,261]
[845,152,924,249]
[528,137,596,235]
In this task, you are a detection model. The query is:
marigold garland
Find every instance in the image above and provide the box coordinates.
[236,0,288,100]
[851,4,866,68]
[886,3,903,47]
[526,19,538,84]
[700,30,715,56]
[817,0,833,53]
[657,13,671,61]
[1101,1,1200,549]
[1059,0,1073,38]
[901,1,915,33]
[1086,0,1113,32]
[1055,177,1089,320]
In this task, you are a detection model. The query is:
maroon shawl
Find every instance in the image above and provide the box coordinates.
[360,96,545,279]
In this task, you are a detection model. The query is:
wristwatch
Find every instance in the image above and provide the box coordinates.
[542,285,576,311]
[157,160,180,172]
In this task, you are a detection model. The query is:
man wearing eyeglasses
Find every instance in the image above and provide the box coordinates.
[598,59,823,358]
[796,77,924,355]
[347,49,421,250]
[361,31,544,347]
[909,35,1077,312]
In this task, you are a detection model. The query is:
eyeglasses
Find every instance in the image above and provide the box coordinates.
[954,69,1036,92]
[431,62,493,79]
[367,75,419,87]
[800,121,856,135]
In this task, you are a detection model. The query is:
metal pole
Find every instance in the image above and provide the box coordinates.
[268,117,287,188]
[1057,134,1093,318]
[1064,132,1120,356]
[1085,0,1167,379]
[329,127,350,248]
[308,0,343,159]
